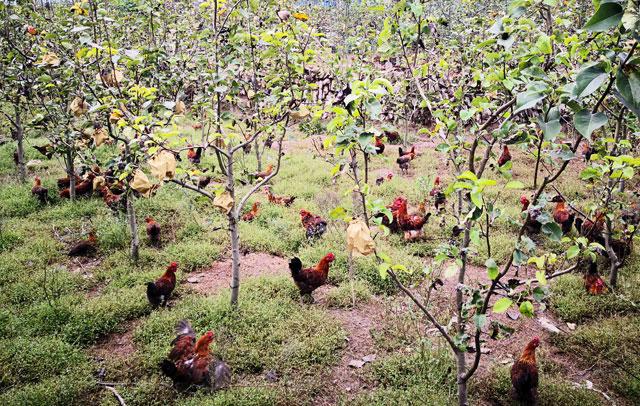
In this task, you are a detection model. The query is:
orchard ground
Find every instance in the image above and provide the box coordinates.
[0,127,638,406]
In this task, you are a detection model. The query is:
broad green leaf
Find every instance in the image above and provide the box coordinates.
[535,270,548,286]
[615,69,640,118]
[519,301,535,317]
[474,314,487,329]
[566,245,580,259]
[538,117,561,140]
[584,1,624,32]
[574,109,608,140]
[486,258,499,280]
[493,298,513,313]
[542,222,563,241]
[573,63,608,99]
[622,0,640,33]
[514,91,546,114]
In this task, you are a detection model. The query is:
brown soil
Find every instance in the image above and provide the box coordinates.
[312,287,387,405]
[186,252,289,295]
[90,319,142,360]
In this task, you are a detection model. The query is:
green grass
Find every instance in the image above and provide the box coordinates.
[324,279,372,308]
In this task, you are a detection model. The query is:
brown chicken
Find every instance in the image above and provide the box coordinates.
[161,321,231,390]
[574,212,605,243]
[241,202,260,222]
[59,173,95,198]
[511,337,540,404]
[68,232,98,257]
[497,145,512,167]
[300,209,327,240]
[57,174,83,190]
[396,197,432,240]
[198,175,212,189]
[430,176,446,212]
[252,164,274,180]
[146,262,178,306]
[263,186,296,207]
[289,253,335,302]
[146,217,161,247]
[187,146,203,164]
[31,176,48,204]
[99,186,125,213]
[384,130,400,143]
[375,196,406,233]
[396,152,415,174]
[520,196,542,235]
[551,195,575,235]
[33,144,55,159]
[584,261,607,295]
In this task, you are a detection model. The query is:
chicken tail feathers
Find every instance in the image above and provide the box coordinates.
[175,319,194,337]
[289,257,303,278]
[146,282,161,306]
[160,359,178,379]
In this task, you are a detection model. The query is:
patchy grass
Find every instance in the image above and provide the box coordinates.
[552,316,640,400]
[324,279,372,308]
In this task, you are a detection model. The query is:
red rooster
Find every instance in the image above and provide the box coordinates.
[584,261,607,295]
[99,186,125,213]
[161,321,231,390]
[31,176,49,204]
[520,196,542,235]
[396,197,432,240]
[375,196,405,232]
[497,145,511,167]
[300,209,327,240]
[396,151,416,174]
[145,217,161,247]
[430,176,446,212]
[146,262,178,307]
[241,202,260,222]
[289,253,335,302]
[374,136,385,154]
[511,337,540,404]
[551,195,575,235]
[187,146,203,164]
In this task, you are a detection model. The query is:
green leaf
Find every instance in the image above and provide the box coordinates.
[542,222,563,241]
[573,63,608,100]
[505,180,525,189]
[584,1,624,32]
[493,298,513,313]
[486,258,499,280]
[519,301,535,318]
[471,188,483,209]
[514,91,546,114]
[574,109,608,140]
[378,263,390,280]
[566,245,580,259]
[538,117,561,140]
[535,270,548,286]
[474,314,488,329]
[614,69,640,118]
[535,34,552,54]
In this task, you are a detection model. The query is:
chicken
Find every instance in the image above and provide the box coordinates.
[584,261,607,295]
[289,253,335,301]
[551,195,575,235]
[511,337,540,404]
[396,152,416,174]
[497,145,512,167]
[161,322,231,390]
[99,186,125,213]
[374,136,385,155]
[68,232,98,257]
[145,217,161,247]
[383,130,400,143]
[574,212,605,243]
[31,176,48,204]
[241,202,260,222]
[520,196,542,235]
[430,176,446,212]
[146,262,178,307]
[263,186,296,207]
[581,142,593,162]
[300,209,327,240]
[57,174,82,190]
[398,145,416,158]
[396,197,432,240]
[198,175,212,189]
[252,164,274,180]
[375,196,405,233]
[59,173,95,198]
[33,144,55,159]
[187,146,203,164]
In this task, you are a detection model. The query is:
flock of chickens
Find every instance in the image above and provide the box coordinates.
[26,136,632,401]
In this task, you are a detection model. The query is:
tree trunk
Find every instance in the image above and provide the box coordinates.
[456,351,469,406]
[226,147,241,307]
[533,135,543,189]
[65,151,76,201]
[14,114,26,183]
[126,195,139,262]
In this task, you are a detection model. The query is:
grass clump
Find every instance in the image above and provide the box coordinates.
[552,315,640,400]
[353,347,456,405]
[324,280,372,308]
[165,238,223,272]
